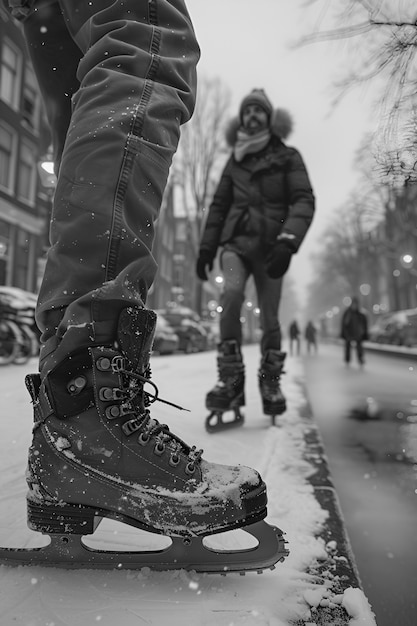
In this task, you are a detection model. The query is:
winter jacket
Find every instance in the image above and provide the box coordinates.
[341,308,369,342]
[199,109,315,259]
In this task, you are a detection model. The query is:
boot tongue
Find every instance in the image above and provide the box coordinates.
[117,307,156,373]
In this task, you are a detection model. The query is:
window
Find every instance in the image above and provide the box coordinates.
[22,65,40,130]
[0,40,21,109]
[17,140,36,204]
[0,123,16,192]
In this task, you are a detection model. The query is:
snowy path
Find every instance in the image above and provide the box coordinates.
[0,346,375,625]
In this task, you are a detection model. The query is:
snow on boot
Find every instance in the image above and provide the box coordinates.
[205,340,245,433]
[258,350,287,422]
[0,307,288,573]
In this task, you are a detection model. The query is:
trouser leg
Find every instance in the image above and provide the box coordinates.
[29,0,199,343]
[356,341,364,364]
[219,250,248,345]
[252,262,282,355]
[344,341,351,363]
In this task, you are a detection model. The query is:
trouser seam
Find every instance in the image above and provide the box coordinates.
[105,26,162,281]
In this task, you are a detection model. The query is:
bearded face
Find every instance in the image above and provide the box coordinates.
[241,104,269,135]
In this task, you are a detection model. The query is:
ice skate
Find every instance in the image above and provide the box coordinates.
[205,340,245,433]
[258,350,287,426]
[0,308,288,573]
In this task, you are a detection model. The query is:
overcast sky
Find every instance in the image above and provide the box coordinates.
[185,0,379,303]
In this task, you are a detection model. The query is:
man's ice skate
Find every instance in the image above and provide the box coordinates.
[258,350,287,426]
[0,308,288,573]
[205,340,245,433]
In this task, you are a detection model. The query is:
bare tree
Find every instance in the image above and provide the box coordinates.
[173,75,232,245]
[305,192,382,319]
[171,75,232,314]
[299,0,417,179]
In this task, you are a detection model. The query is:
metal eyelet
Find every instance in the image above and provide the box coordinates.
[185,461,196,475]
[154,442,165,456]
[105,405,120,419]
[99,387,113,401]
[67,376,87,395]
[96,357,111,371]
[169,454,180,467]
[138,432,150,446]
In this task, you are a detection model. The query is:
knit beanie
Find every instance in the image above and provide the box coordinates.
[239,89,273,121]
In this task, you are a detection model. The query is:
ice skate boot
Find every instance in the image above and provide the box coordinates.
[0,308,288,572]
[258,350,287,426]
[205,340,245,433]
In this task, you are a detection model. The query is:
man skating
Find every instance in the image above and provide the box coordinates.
[197,89,315,430]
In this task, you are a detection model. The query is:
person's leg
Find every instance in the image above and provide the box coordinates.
[252,264,282,355]
[357,340,364,365]
[344,340,351,364]
[33,0,200,353]
[205,250,248,413]
[253,264,286,416]
[219,250,249,345]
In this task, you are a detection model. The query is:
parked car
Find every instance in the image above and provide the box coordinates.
[368,308,417,347]
[152,313,179,355]
[157,307,208,353]
[0,286,39,337]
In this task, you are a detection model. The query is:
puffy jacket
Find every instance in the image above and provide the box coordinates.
[199,109,315,258]
[341,308,369,342]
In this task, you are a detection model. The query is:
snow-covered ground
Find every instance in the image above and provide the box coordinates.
[0,345,376,625]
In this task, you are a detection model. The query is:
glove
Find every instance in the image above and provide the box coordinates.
[266,240,294,279]
[196,250,214,281]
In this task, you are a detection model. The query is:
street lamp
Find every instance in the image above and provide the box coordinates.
[400,254,416,274]
[37,158,57,189]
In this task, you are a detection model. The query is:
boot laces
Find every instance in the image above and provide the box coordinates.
[112,357,202,467]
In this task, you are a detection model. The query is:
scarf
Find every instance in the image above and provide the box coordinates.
[233,128,271,162]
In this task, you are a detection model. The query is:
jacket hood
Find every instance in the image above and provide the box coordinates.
[225,108,293,147]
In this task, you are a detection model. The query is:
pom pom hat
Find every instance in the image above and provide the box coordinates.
[239,88,273,121]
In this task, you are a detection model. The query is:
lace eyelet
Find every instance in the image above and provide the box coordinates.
[96,357,111,371]
[185,461,196,475]
[154,442,165,456]
[99,387,113,401]
[138,432,150,446]
[169,454,180,467]
[105,405,120,419]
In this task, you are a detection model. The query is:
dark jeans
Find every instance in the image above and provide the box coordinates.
[219,249,283,355]
[344,340,364,364]
[7,0,199,343]
[289,337,300,356]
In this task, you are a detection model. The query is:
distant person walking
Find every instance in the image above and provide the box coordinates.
[304,320,317,354]
[289,320,301,356]
[340,297,369,366]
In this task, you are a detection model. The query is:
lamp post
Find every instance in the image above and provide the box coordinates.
[399,254,417,308]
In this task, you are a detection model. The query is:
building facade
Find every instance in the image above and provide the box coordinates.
[0,8,50,293]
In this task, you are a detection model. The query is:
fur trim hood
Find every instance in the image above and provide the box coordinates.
[225,108,293,147]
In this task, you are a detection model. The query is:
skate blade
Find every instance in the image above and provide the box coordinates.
[0,521,288,574]
[205,409,244,434]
